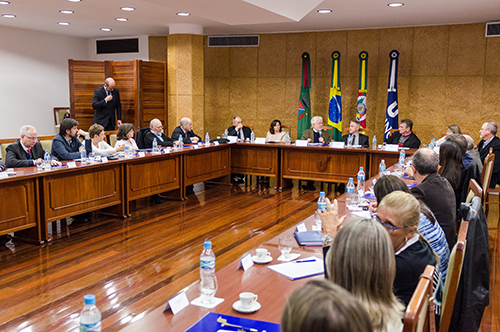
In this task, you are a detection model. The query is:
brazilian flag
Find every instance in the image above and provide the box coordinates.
[328,51,342,141]
[297,52,311,140]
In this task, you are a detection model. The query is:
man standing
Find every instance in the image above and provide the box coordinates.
[385,119,420,148]
[478,121,500,188]
[228,116,251,140]
[301,116,332,143]
[92,77,122,131]
[341,120,369,147]
[144,118,173,147]
[51,118,89,161]
[171,117,201,144]
[6,125,60,167]
[410,148,456,250]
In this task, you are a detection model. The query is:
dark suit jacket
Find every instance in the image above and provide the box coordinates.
[5,140,45,167]
[227,126,251,140]
[0,161,5,171]
[301,128,332,143]
[411,172,457,250]
[171,126,201,144]
[92,86,122,129]
[386,131,421,148]
[144,131,173,147]
[341,133,369,147]
[478,136,500,188]
[51,134,82,160]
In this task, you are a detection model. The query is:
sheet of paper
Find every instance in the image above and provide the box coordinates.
[227,136,238,143]
[254,137,266,144]
[101,157,108,163]
[385,144,399,152]
[267,256,324,280]
[67,161,77,168]
[329,141,345,149]
[190,296,224,309]
[295,140,308,147]
[351,210,372,219]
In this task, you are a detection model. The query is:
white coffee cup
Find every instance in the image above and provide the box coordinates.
[256,248,270,260]
[239,292,258,309]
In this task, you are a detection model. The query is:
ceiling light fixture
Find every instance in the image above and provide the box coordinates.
[59,10,74,14]
[115,17,128,21]
[317,9,332,14]
[2,13,15,18]
[176,12,190,16]
[58,22,70,25]
[100,27,112,32]
[0,1,10,5]
[120,7,135,11]
[388,2,404,7]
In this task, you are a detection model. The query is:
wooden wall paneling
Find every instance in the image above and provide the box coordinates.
[138,61,167,129]
[68,60,106,131]
[109,61,138,130]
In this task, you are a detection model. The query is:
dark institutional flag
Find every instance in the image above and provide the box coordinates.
[384,50,400,141]
[356,51,368,129]
[328,51,342,141]
[297,52,311,140]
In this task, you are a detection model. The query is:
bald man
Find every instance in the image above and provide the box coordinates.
[171,117,201,144]
[92,77,122,131]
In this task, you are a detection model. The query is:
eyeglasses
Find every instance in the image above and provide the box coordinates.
[374,215,408,234]
[25,135,38,141]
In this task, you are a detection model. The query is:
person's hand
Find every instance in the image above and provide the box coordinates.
[105,94,113,102]
[117,120,122,126]
[319,198,346,237]
[236,123,243,130]
[404,165,414,177]
[116,145,125,152]
[369,201,378,214]
[78,129,89,139]
[307,138,312,143]
[319,137,324,143]
[51,159,62,166]
[191,137,200,143]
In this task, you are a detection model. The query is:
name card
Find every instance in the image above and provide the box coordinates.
[67,162,77,168]
[254,137,266,144]
[296,222,307,232]
[101,157,109,163]
[213,141,219,146]
[238,253,254,271]
[295,140,308,147]
[329,141,345,149]
[385,144,399,152]
[138,152,146,157]
[227,136,238,143]
[0,172,8,179]
[164,291,190,315]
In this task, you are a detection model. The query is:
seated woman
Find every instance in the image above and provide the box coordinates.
[438,140,463,191]
[326,218,404,332]
[88,124,125,155]
[265,119,287,142]
[436,124,461,147]
[281,279,373,332]
[115,123,138,150]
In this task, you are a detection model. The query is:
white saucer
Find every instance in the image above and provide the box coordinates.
[232,300,261,313]
[252,255,272,264]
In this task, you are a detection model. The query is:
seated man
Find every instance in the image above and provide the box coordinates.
[144,118,173,147]
[6,125,60,167]
[51,118,89,161]
[463,134,482,172]
[301,116,332,144]
[171,117,201,144]
[478,121,500,188]
[385,119,420,148]
[228,116,251,140]
[341,120,369,147]
[88,124,125,155]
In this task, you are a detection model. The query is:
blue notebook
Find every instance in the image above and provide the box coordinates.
[184,312,280,332]
[294,231,322,246]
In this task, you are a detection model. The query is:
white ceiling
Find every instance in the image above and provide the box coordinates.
[0,0,499,38]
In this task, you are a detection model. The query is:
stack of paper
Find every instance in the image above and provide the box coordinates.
[267,256,324,280]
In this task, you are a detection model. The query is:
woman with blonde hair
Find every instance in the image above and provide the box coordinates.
[88,123,125,155]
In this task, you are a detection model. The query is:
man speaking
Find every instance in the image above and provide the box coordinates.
[92,77,122,131]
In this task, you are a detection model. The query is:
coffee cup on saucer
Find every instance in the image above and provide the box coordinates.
[256,248,270,260]
[239,292,258,310]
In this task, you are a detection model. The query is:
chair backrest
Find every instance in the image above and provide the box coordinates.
[136,127,150,149]
[281,124,292,135]
[106,130,118,145]
[322,126,333,140]
[343,127,370,136]
[403,265,436,332]
[244,124,254,132]
[38,135,55,154]
[466,178,483,204]
[439,221,469,332]
[480,149,494,195]
[0,138,17,161]
[53,107,70,126]
[109,134,118,147]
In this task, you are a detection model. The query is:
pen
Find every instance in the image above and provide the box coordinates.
[295,259,315,263]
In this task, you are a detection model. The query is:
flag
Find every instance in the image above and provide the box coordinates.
[328,51,342,141]
[356,51,368,129]
[297,52,311,140]
[384,50,400,141]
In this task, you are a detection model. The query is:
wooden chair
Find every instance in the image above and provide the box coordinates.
[0,138,17,161]
[403,265,436,332]
[480,149,495,215]
[244,124,254,132]
[53,107,70,126]
[438,221,469,332]
[281,124,292,135]
[106,130,118,146]
[343,127,370,137]
[38,135,56,154]
[322,125,333,140]
[465,178,483,204]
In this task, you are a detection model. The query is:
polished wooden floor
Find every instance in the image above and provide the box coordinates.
[0,180,498,332]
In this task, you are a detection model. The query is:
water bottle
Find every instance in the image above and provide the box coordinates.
[222,129,228,139]
[317,191,327,212]
[124,145,130,159]
[178,134,183,148]
[357,167,365,197]
[346,178,355,207]
[80,145,87,164]
[80,294,101,332]
[152,137,158,154]
[347,134,353,147]
[44,150,51,171]
[399,148,406,166]
[205,132,210,146]
[372,135,377,150]
[200,240,215,279]
[379,159,386,177]
[429,138,435,149]
[250,130,255,143]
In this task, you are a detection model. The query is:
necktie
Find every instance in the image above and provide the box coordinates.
[27,148,32,159]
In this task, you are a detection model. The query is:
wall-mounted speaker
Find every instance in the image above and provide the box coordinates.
[208,35,259,47]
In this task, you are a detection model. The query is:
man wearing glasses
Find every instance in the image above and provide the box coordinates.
[144,118,173,148]
[5,125,61,167]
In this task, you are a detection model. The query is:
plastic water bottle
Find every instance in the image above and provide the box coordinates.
[80,294,101,332]
[429,138,435,149]
[346,178,355,207]
[317,191,327,212]
[200,241,215,279]
[399,148,406,166]
[178,134,183,148]
[250,130,255,143]
[285,132,291,145]
[357,167,365,197]
[80,145,87,164]
[372,135,377,150]
[379,159,386,177]
[347,134,353,147]
[205,132,210,146]
[44,150,51,171]
[152,137,158,154]
[124,145,130,159]
[222,129,228,139]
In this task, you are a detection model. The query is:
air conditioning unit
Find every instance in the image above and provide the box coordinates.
[208,35,259,47]
[486,22,500,37]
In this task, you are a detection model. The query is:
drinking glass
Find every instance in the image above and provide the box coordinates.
[368,178,376,194]
[199,275,218,305]
[314,211,322,227]
[278,236,293,259]
[35,159,44,171]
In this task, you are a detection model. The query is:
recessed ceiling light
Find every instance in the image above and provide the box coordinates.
[58,22,70,25]
[317,9,332,14]
[115,17,128,22]
[66,0,81,2]
[120,7,135,11]
[100,27,112,32]
[2,13,15,18]
[0,1,10,5]
[59,10,74,14]
[388,2,404,7]
[176,12,190,16]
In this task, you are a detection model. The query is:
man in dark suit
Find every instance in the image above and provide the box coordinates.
[92,77,122,131]
[410,148,456,250]
[386,119,420,148]
[301,116,332,144]
[171,117,201,144]
[6,125,61,167]
[341,120,369,147]
[228,116,251,140]
[144,118,173,147]
[51,118,90,161]
[478,121,500,188]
